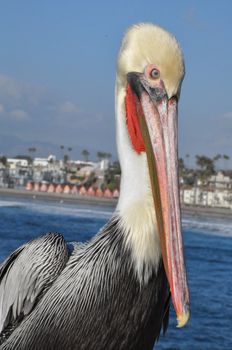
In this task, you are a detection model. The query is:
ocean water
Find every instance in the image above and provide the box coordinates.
[0,196,231,350]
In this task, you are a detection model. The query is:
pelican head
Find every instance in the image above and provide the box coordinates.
[115,23,189,328]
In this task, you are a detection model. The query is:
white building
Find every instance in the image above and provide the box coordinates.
[7,158,28,168]
[33,155,56,167]
[180,186,232,209]
[209,171,231,189]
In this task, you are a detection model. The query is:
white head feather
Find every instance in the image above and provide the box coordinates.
[117,23,185,97]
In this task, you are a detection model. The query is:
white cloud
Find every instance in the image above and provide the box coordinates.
[0,74,110,151]
[10,109,29,121]
[59,101,79,114]
[0,74,53,109]
[0,74,80,122]
[222,111,232,120]
[0,74,24,100]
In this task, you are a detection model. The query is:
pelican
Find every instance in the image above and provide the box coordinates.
[0,23,189,349]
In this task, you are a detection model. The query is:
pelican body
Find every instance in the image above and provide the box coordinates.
[0,23,189,349]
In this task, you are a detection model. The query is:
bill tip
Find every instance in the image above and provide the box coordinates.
[176,309,190,328]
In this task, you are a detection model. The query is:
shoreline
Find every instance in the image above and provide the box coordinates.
[0,187,117,207]
[0,188,232,219]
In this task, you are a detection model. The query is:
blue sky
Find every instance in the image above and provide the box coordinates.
[0,0,232,163]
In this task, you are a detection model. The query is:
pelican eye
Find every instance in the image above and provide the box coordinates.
[150,68,160,79]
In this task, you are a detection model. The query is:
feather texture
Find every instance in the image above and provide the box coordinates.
[0,218,169,350]
[0,233,68,343]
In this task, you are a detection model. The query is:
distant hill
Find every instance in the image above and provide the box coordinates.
[0,134,116,161]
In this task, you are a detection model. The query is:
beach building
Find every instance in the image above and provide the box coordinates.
[26,181,34,191]
[40,182,48,192]
[5,158,31,187]
[55,184,63,193]
[33,155,56,167]
[113,189,120,198]
[7,158,29,168]
[71,185,79,195]
[79,186,87,196]
[87,187,95,196]
[95,188,103,197]
[47,183,55,193]
[180,186,232,209]
[63,185,71,194]
[208,171,232,190]
[76,164,97,177]
[104,188,112,198]
[34,183,40,191]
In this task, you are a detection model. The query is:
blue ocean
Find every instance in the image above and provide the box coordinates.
[0,196,231,350]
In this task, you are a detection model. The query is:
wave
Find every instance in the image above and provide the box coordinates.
[30,204,113,220]
[182,217,232,237]
[0,200,25,208]
[0,198,113,219]
[30,202,232,237]
[1,198,232,237]
[26,201,114,220]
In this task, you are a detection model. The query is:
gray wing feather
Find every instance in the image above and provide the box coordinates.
[0,232,69,334]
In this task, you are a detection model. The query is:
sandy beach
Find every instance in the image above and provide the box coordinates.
[0,187,232,219]
[0,187,117,207]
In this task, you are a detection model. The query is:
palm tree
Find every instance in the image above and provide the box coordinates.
[68,147,72,160]
[63,154,69,164]
[82,149,89,162]
[0,156,7,167]
[97,151,104,161]
[178,158,185,177]
[28,147,37,162]
[195,155,215,183]
[97,152,112,161]
[213,154,222,171]
[106,153,112,160]
[223,154,230,170]
[185,153,190,169]
[60,145,64,160]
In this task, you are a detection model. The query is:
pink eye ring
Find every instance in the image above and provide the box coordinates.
[150,68,160,79]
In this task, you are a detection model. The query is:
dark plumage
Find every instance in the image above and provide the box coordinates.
[0,219,169,350]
